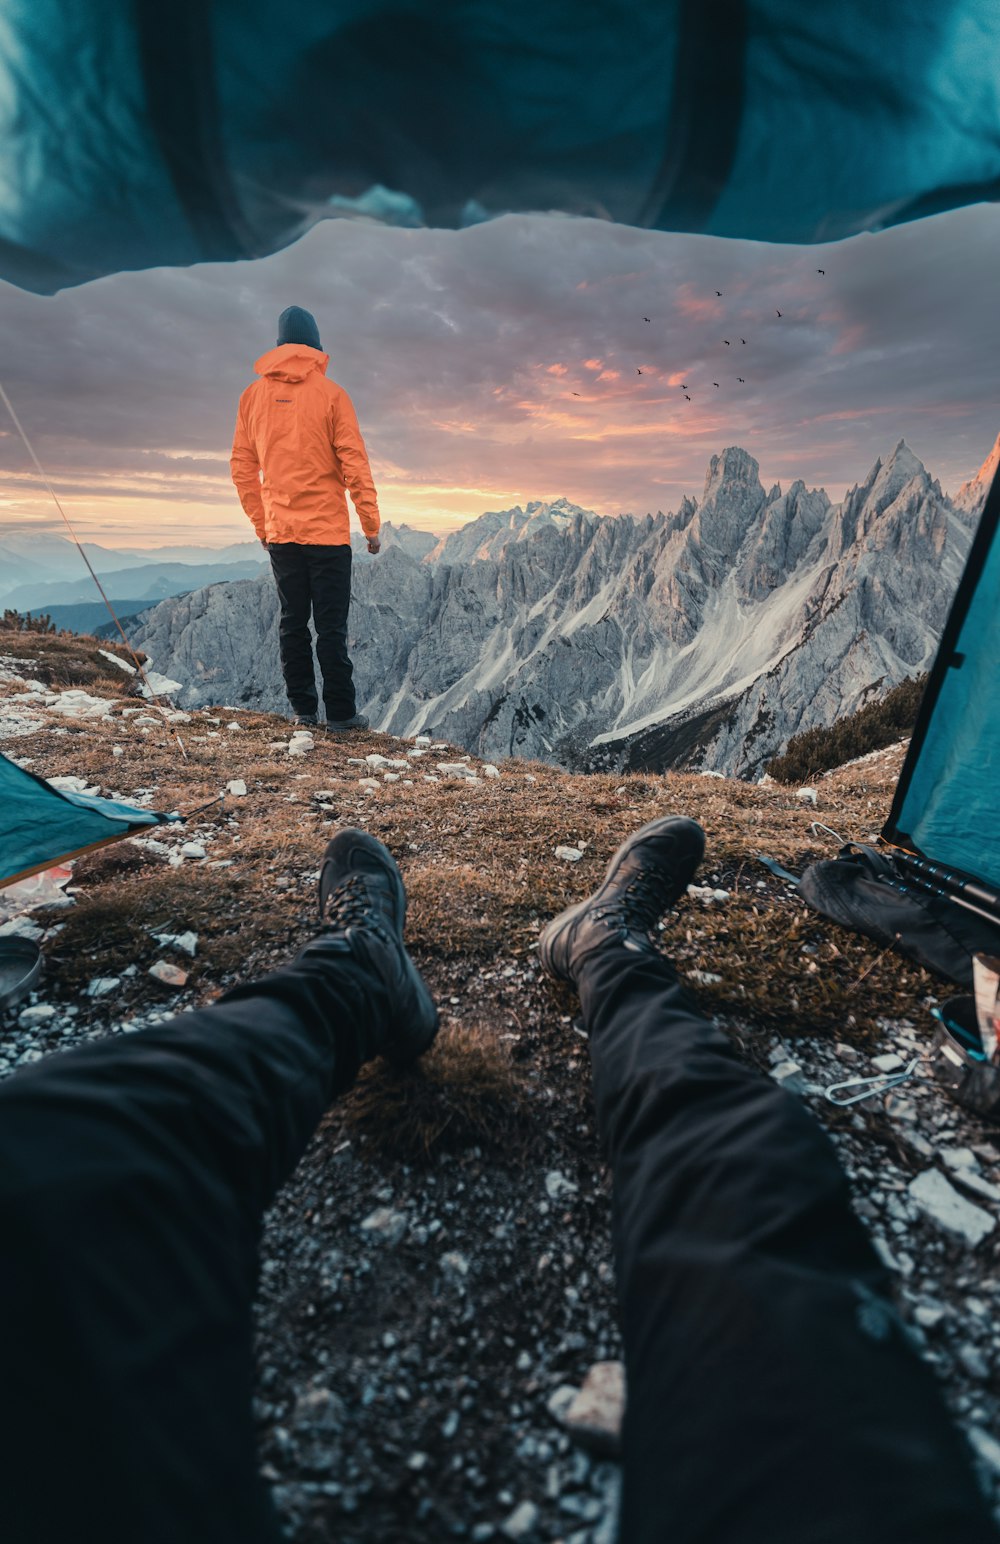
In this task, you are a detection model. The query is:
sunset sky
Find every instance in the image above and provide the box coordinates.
[0,201,998,548]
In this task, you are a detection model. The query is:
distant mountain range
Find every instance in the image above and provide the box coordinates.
[130,434,998,778]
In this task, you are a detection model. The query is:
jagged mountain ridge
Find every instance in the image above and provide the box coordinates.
[132,440,991,778]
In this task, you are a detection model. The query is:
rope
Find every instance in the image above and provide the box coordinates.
[0,379,188,759]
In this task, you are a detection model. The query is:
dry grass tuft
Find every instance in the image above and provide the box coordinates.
[0,624,143,695]
[338,1021,534,1163]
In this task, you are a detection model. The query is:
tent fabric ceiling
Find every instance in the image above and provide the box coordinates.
[0,0,998,294]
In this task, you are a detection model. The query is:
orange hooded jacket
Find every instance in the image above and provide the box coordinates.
[230,344,381,545]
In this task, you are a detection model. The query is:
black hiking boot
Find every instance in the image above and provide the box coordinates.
[300,828,438,1063]
[326,713,369,734]
[294,712,319,726]
[538,816,706,986]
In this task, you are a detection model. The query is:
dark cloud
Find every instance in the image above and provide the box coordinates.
[0,203,997,542]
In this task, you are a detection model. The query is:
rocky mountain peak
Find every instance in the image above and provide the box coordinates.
[953,430,1000,514]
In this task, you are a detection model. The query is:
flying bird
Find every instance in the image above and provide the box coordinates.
[737,377,745,383]
[643,316,651,322]
[740,338,746,344]
[776,310,783,316]
[723,339,731,345]
[684,394,692,400]
[680,384,688,390]
[712,382,720,388]
[817,269,825,274]
[571,391,581,397]
[637,367,643,374]
[715,290,722,296]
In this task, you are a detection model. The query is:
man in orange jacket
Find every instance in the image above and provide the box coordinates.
[230,306,380,732]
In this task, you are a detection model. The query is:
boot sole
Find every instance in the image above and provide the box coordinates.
[538,816,706,981]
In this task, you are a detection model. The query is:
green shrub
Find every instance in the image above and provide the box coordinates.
[766,674,927,783]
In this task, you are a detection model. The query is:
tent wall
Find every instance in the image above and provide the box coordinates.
[0,754,173,887]
[884,467,1000,894]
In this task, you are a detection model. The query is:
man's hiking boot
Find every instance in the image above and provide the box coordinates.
[302,828,438,1063]
[538,816,706,986]
[294,712,319,726]
[326,713,369,734]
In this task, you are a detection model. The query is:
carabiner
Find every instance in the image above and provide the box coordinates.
[823,1057,920,1107]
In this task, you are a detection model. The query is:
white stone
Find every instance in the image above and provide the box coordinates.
[360,1207,407,1245]
[483,764,500,778]
[968,1424,1000,1479]
[365,754,390,769]
[796,787,818,804]
[87,977,120,998]
[501,1501,540,1541]
[18,1003,56,1027]
[98,648,136,675]
[413,735,432,746]
[179,842,206,860]
[227,721,244,732]
[226,779,248,797]
[148,960,188,989]
[871,1053,904,1074]
[112,745,124,757]
[555,845,584,862]
[439,1250,470,1279]
[383,772,400,783]
[907,1169,995,1246]
[555,1361,626,1456]
[154,930,198,958]
[545,1169,578,1200]
[770,1060,808,1093]
[939,1146,979,1172]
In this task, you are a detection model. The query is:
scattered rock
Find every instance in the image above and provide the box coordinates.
[360,1208,408,1246]
[179,842,207,860]
[545,1170,578,1201]
[907,1169,995,1246]
[770,1060,808,1093]
[484,764,500,778]
[796,787,818,805]
[153,931,198,958]
[227,779,248,797]
[86,977,120,998]
[871,1053,904,1074]
[148,961,189,989]
[552,1362,626,1457]
[18,1003,56,1027]
[555,846,584,863]
[501,1500,540,1540]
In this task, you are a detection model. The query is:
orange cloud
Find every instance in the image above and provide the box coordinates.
[583,358,604,371]
[597,369,621,382]
[673,284,723,321]
[545,363,568,376]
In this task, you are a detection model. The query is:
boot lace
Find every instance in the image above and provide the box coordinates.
[321,873,373,932]
[593,869,671,938]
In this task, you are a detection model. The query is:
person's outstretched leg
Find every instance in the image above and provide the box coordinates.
[0,830,437,1544]
[540,817,996,1544]
[269,540,319,718]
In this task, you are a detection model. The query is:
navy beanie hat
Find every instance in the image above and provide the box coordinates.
[277,305,322,350]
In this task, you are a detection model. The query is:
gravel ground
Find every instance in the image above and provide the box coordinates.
[2,648,999,1541]
[4,951,1000,1541]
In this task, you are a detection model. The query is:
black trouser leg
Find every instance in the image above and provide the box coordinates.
[269,542,318,716]
[577,946,996,1544]
[307,543,356,721]
[0,946,385,1544]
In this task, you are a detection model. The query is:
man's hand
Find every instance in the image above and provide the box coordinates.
[367,537,381,555]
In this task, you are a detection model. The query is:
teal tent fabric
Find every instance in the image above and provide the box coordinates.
[0,753,177,887]
[0,0,998,294]
[885,469,1000,894]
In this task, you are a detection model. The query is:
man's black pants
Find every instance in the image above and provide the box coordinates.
[0,946,994,1543]
[268,541,355,721]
